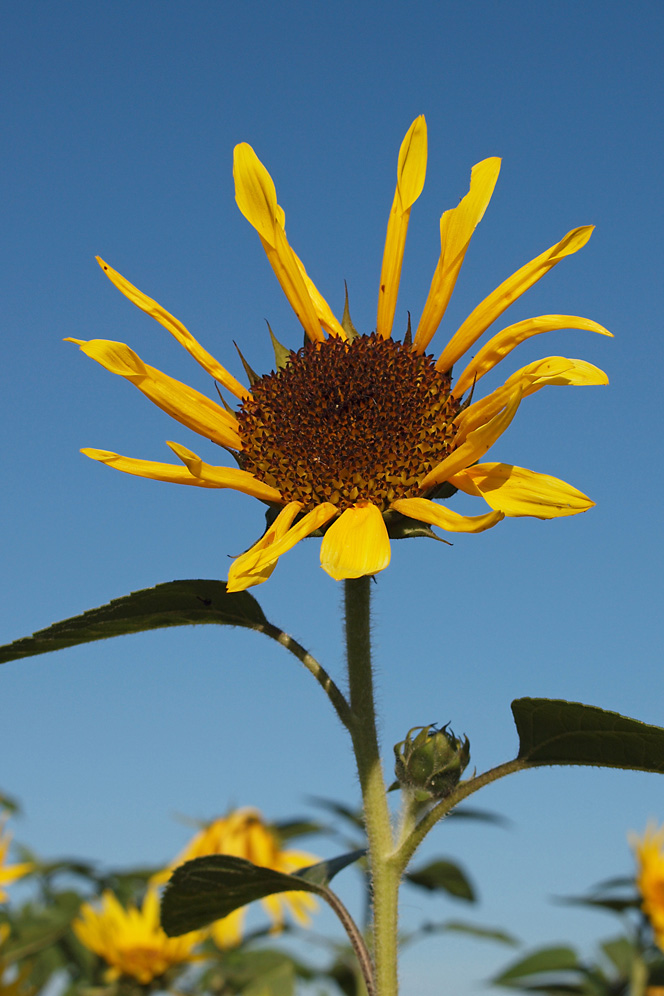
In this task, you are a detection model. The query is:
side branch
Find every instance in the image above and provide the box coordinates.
[259,621,353,730]
[392,758,525,872]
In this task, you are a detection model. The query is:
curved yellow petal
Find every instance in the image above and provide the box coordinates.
[420,388,522,491]
[453,314,613,395]
[391,497,504,533]
[166,442,284,501]
[67,338,241,449]
[414,157,501,352]
[376,116,427,339]
[227,502,337,592]
[455,357,608,438]
[436,226,594,373]
[291,247,346,339]
[449,463,595,518]
[95,258,250,402]
[320,502,391,580]
[81,448,223,487]
[234,143,324,343]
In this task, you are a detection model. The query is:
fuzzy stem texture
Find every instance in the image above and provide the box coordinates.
[344,577,399,996]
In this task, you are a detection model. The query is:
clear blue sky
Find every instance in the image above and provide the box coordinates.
[2,2,663,993]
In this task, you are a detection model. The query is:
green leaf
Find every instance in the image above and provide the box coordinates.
[512,698,664,772]
[493,946,581,986]
[296,849,366,887]
[161,856,320,935]
[405,859,475,901]
[161,850,364,936]
[243,961,295,996]
[0,580,268,664]
[419,919,519,946]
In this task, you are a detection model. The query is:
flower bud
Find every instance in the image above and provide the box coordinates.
[394,724,470,800]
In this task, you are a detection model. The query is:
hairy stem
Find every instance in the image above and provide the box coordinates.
[259,621,352,729]
[345,577,398,996]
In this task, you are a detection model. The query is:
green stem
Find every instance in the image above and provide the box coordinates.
[344,578,398,996]
[259,621,352,730]
[391,759,524,874]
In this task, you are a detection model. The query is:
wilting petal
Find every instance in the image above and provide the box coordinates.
[167,442,283,501]
[376,116,427,339]
[82,448,225,487]
[436,226,594,373]
[227,503,337,591]
[234,143,324,343]
[420,388,522,490]
[320,502,391,580]
[450,463,595,518]
[391,497,503,533]
[454,314,613,395]
[414,157,501,352]
[96,258,250,402]
[455,357,608,438]
[67,338,241,449]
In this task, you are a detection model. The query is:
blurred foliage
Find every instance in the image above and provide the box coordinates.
[491,871,661,996]
[0,795,505,996]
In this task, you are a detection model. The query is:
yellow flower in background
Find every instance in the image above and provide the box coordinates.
[165,808,318,949]
[0,821,32,903]
[70,115,611,589]
[632,822,664,946]
[0,926,35,996]
[72,887,203,984]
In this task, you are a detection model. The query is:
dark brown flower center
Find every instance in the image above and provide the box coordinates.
[237,334,461,511]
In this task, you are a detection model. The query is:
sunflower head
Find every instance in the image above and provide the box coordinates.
[632,822,664,947]
[71,116,611,589]
[72,888,203,985]
[162,808,318,950]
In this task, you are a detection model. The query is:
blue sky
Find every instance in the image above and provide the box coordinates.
[1,2,663,992]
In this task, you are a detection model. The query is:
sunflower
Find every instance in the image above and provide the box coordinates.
[72,887,203,984]
[161,808,318,950]
[69,116,610,589]
[0,820,32,903]
[632,822,664,947]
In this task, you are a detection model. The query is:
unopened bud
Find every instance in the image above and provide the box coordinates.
[394,724,470,800]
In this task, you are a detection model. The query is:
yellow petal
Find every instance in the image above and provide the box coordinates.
[420,388,522,490]
[320,502,391,580]
[166,442,283,501]
[227,503,337,592]
[82,448,223,487]
[291,246,346,339]
[233,142,280,245]
[234,143,324,343]
[449,463,595,518]
[67,338,241,449]
[391,497,504,533]
[211,908,246,950]
[453,314,613,395]
[414,157,501,352]
[455,357,608,438]
[96,258,250,402]
[436,226,594,372]
[376,116,427,339]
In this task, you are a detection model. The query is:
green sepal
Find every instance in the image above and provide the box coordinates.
[405,859,475,901]
[383,508,452,543]
[341,282,359,341]
[161,849,364,937]
[233,341,261,386]
[512,698,664,772]
[267,321,293,371]
[0,580,268,664]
